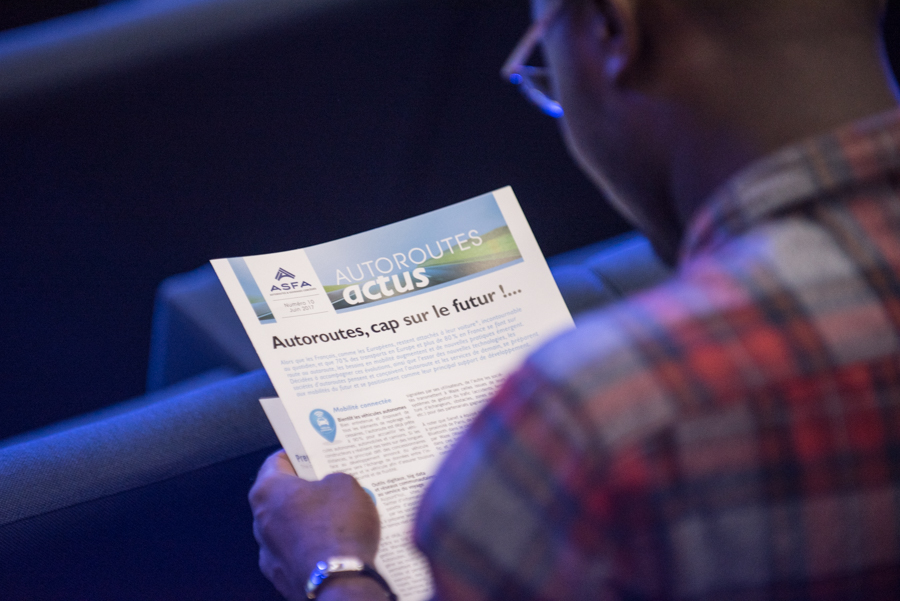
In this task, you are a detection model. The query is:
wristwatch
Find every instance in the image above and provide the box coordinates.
[305,556,398,600]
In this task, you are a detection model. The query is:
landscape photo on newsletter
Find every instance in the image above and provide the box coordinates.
[304,192,523,313]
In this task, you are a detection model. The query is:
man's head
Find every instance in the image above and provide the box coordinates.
[527,0,895,263]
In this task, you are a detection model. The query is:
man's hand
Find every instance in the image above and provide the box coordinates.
[249,450,382,601]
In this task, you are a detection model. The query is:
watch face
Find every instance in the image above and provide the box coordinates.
[307,556,396,601]
[327,557,365,572]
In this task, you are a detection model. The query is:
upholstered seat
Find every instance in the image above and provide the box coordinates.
[0,233,669,598]
[0,0,670,597]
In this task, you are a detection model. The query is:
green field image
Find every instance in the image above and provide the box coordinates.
[324,226,521,309]
[417,226,520,269]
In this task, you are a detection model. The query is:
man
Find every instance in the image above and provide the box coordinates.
[250,0,900,598]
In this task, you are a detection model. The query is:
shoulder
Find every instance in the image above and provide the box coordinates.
[529,209,900,441]
[522,227,807,442]
[413,264,758,599]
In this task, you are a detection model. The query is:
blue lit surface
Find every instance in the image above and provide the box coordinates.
[543,102,563,119]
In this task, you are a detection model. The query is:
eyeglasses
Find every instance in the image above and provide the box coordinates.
[501,0,566,118]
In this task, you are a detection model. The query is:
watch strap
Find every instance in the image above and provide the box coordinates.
[305,556,397,600]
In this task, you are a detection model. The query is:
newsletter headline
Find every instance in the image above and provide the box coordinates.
[271,285,518,350]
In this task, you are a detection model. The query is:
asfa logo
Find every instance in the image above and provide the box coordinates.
[271,267,313,292]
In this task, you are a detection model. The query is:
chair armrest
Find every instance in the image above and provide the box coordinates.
[0,369,276,529]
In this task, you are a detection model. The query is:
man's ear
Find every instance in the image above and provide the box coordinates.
[591,0,640,84]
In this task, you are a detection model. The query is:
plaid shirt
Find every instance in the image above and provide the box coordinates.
[414,110,900,600]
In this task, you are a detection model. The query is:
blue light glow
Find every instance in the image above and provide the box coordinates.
[543,102,564,119]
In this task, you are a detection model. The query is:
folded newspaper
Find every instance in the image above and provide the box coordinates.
[212,187,573,600]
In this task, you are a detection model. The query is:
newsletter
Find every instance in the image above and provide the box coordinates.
[212,187,574,600]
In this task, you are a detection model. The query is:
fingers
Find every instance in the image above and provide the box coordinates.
[249,450,298,509]
[258,546,276,581]
[258,547,290,597]
[320,471,359,489]
[249,456,384,592]
[272,450,298,475]
[252,517,264,546]
[259,449,295,478]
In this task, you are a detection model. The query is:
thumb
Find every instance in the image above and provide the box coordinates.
[260,449,300,478]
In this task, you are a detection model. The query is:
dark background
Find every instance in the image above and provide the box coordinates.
[2,0,106,31]
[4,0,900,440]
[3,2,900,599]
[1,0,629,442]
[0,4,629,598]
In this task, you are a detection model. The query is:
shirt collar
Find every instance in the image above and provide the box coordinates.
[681,108,900,262]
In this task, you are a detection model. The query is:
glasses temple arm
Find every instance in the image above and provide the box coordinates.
[500,0,564,80]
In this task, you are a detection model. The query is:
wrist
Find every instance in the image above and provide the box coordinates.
[304,556,396,601]
[317,577,391,601]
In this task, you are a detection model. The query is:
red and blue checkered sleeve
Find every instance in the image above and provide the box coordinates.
[412,357,665,601]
